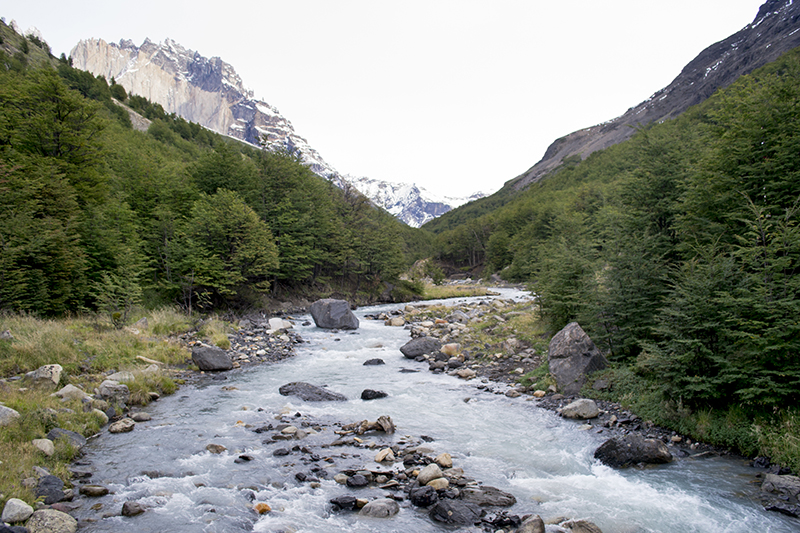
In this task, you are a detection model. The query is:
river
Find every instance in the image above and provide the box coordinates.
[74,289,798,532]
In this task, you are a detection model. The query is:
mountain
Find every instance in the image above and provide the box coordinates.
[69,37,476,227]
[510,0,800,190]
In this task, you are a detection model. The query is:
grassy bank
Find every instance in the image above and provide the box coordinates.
[0,308,234,507]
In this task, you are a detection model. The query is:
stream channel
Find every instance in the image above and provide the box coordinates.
[74,289,798,532]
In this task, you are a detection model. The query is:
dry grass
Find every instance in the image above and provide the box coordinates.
[422,283,492,300]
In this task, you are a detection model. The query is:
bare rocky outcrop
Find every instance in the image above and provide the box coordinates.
[548,323,608,396]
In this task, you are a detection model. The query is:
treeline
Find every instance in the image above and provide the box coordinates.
[0,22,431,319]
[427,48,800,411]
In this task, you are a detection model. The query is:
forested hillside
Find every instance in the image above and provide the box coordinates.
[429,47,800,415]
[0,22,431,319]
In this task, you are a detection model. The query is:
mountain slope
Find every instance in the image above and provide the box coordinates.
[510,0,800,190]
[69,37,476,227]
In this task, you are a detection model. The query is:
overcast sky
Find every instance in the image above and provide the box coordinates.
[3,1,766,197]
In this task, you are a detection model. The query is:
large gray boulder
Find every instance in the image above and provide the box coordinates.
[1,497,33,523]
[358,498,400,518]
[278,382,347,401]
[400,337,442,359]
[560,398,601,419]
[761,473,800,517]
[0,405,20,427]
[548,322,608,395]
[309,299,359,330]
[191,345,233,371]
[25,508,77,533]
[593,435,673,468]
[428,500,483,525]
[24,364,63,389]
[97,380,130,405]
[459,485,517,507]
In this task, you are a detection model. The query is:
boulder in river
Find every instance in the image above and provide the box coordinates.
[460,485,517,507]
[191,345,233,371]
[400,337,442,359]
[593,435,672,468]
[761,473,800,517]
[361,389,388,400]
[548,322,608,395]
[359,498,400,518]
[310,299,359,330]
[428,500,483,525]
[279,382,347,401]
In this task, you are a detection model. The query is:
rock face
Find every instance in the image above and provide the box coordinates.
[278,382,347,402]
[548,322,608,396]
[191,345,233,371]
[309,299,359,330]
[761,473,800,517]
[594,435,673,468]
[511,0,800,190]
[400,337,442,359]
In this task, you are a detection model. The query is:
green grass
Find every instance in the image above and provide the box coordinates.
[422,283,491,300]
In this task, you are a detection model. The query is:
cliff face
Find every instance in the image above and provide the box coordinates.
[510,0,800,190]
[70,37,477,227]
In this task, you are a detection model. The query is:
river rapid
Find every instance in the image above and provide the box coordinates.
[74,289,798,532]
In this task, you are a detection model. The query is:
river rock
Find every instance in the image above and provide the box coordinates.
[346,474,369,488]
[435,453,453,468]
[593,435,673,467]
[25,364,62,389]
[428,500,483,525]
[562,519,604,533]
[330,495,358,511]
[518,514,546,533]
[109,418,135,433]
[361,389,388,400]
[417,463,443,485]
[32,438,55,456]
[761,473,800,517]
[427,477,449,490]
[560,398,600,419]
[359,498,400,518]
[409,485,439,507]
[36,475,66,504]
[309,299,359,330]
[375,448,395,462]
[1,498,33,523]
[121,500,145,516]
[460,485,517,507]
[47,428,87,449]
[363,358,385,365]
[97,380,130,405]
[548,322,608,395]
[386,317,405,327]
[53,384,89,402]
[269,317,293,331]
[400,337,442,359]
[191,345,233,371]
[131,412,152,422]
[440,343,460,357]
[106,370,135,383]
[279,382,347,401]
[0,405,20,426]
[25,509,77,533]
[456,368,477,380]
[79,484,110,497]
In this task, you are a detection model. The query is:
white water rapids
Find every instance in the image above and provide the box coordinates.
[73,289,798,532]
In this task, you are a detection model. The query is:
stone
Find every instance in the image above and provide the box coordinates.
[53,384,89,402]
[36,475,66,504]
[269,317,293,331]
[0,405,20,427]
[518,514,546,533]
[346,474,369,488]
[374,448,395,463]
[532,390,546,398]
[97,380,131,405]
[363,358,385,365]
[109,418,136,433]
[435,453,453,468]
[309,299,359,330]
[121,500,145,516]
[456,368,477,380]
[191,345,233,371]
[562,519,604,533]
[594,435,673,468]
[278,382,347,402]
[359,498,400,518]
[32,438,55,456]
[330,495,358,510]
[427,477,449,490]
[25,509,77,533]
[440,343,460,357]
[79,484,110,497]
[399,337,442,359]
[428,500,482,525]
[206,443,227,454]
[46,428,87,449]
[254,502,271,514]
[386,317,405,327]
[361,389,388,400]
[2,498,34,523]
[761,473,800,517]
[460,485,517,507]
[25,364,63,389]
[417,463,443,486]
[548,322,608,395]
[106,370,135,383]
[92,409,109,425]
[409,485,439,507]
[131,412,152,422]
[560,398,601,419]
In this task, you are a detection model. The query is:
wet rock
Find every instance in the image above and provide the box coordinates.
[594,435,672,468]
[548,322,608,395]
[460,485,517,507]
[562,519,604,533]
[417,463,443,485]
[359,498,400,518]
[761,473,800,517]
[279,382,347,402]
[409,485,439,507]
[330,495,358,511]
[0,405,20,427]
[36,475,66,504]
[435,453,453,468]
[363,358,385,365]
[109,418,136,433]
[309,299,359,330]
[374,448,395,462]
[429,500,483,525]
[25,508,77,533]
[1,497,34,523]
[79,484,110,497]
[560,398,600,419]
[121,500,145,516]
[131,412,152,422]
[272,448,290,456]
[47,428,87,449]
[361,389,388,400]
[400,337,442,359]
[517,514,546,533]
[346,474,369,488]
[191,345,233,371]
[32,438,55,456]
[254,502,271,514]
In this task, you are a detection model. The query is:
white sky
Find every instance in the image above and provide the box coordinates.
[3,1,767,197]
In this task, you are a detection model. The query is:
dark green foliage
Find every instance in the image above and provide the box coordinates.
[109,82,127,101]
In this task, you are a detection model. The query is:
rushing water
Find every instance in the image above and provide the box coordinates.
[74,289,798,532]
